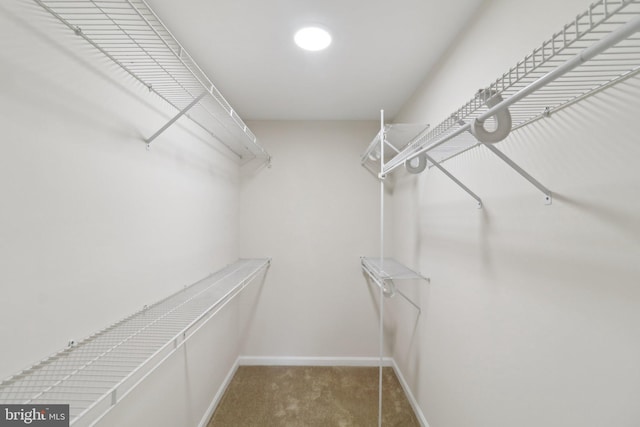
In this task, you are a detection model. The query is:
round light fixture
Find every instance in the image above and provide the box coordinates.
[294,27,332,51]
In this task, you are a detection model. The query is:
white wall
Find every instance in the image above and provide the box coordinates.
[95,270,266,427]
[389,0,640,426]
[239,120,383,359]
[0,1,245,425]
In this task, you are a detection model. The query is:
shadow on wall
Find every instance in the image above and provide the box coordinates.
[553,193,640,244]
[238,266,270,349]
[241,155,272,180]
[418,197,639,289]
[0,1,240,172]
[363,265,427,364]
[412,73,640,283]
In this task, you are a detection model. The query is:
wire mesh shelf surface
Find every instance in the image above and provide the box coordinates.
[361,257,426,282]
[360,123,430,178]
[361,257,427,312]
[0,258,270,426]
[34,0,269,164]
[375,0,640,175]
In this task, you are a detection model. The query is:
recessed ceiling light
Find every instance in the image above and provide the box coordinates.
[294,27,332,51]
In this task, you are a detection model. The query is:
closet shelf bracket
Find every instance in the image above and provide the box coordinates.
[361,257,429,313]
[371,1,640,196]
[145,91,208,147]
[360,124,430,179]
[424,153,482,208]
[482,143,553,205]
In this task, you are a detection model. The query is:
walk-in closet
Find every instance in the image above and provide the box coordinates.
[1,0,639,426]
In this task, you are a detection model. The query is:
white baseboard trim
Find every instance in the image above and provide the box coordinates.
[390,359,430,427]
[199,355,429,427]
[197,358,241,427]
[238,355,393,367]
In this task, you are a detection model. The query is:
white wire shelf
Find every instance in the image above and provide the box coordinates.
[361,257,428,312]
[360,123,430,179]
[34,0,270,165]
[371,0,640,179]
[0,258,270,426]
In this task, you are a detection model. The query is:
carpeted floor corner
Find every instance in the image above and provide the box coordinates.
[207,366,420,427]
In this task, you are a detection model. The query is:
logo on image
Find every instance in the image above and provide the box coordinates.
[0,405,69,426]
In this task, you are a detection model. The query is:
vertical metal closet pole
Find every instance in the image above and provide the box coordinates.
[378,109,385,427]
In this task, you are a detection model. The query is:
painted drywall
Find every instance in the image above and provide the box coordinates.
[94,270,266,427]
[389,0,640,426]
[239,120,385,359]
[0,1,247,425]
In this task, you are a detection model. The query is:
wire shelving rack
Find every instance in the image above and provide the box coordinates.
[364,0,640,204]
[34,0,270,165]
[361,257,428,313]
[360,123,430,179]
[0,258,270,426]
[360,2,640,426]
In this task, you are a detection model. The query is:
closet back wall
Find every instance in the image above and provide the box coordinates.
[239,121,382,361]
[0,1,239,381]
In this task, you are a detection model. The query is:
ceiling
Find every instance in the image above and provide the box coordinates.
[145,0,486,121]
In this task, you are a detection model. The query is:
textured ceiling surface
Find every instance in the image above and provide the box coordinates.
[146,0,485,120]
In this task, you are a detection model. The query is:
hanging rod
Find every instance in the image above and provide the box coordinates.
[359,0,640,190]
[383,7,640,176]
[360,123,430,179]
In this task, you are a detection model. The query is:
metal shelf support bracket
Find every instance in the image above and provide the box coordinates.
[363,266,422,314]
[361,257,428,314]
[395,288,422,314]
[483,143,553,205]
[145,91,208,147]
[424,153,483,208]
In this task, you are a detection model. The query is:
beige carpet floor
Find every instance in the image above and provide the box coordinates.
[207,366,420,427]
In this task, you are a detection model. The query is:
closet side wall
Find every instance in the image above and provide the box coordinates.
[0,2,242,424]
[93,281,263,427]
[390,0,640,426]
[239,121,382,360]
